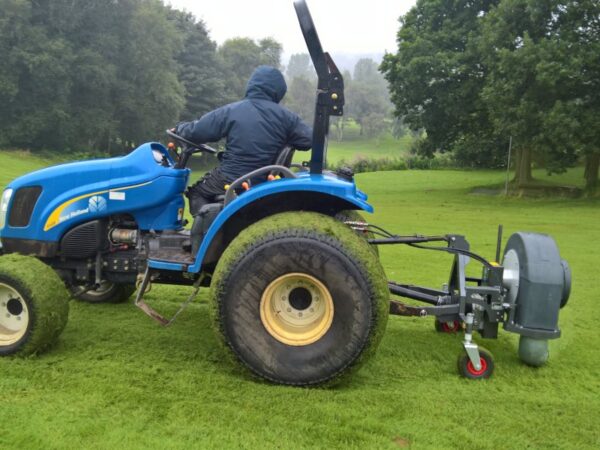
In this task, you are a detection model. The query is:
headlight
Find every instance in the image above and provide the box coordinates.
[0,188,13,229]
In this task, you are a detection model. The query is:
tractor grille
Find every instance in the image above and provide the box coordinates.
[60,220,106,258]
[8,186,42,227]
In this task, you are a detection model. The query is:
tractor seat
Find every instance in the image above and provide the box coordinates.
[273,146,295,167]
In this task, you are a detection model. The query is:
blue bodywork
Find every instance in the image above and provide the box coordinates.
[1,143,188,242]
[1,142,372,274]
[148,172,372,273]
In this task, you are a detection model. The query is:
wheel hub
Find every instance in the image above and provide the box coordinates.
[0,283,29,346]
[83,281,114,297]
[467,357,487,376]
[260,273,334,346]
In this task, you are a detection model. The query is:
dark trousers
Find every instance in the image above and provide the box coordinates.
[186,167,229,216]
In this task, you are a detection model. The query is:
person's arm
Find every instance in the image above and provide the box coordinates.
[176,106,230,143]
[287,114,313,151]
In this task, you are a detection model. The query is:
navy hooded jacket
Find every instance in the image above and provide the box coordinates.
[176,66,313,181]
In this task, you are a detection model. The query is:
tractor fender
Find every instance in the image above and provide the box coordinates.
[185,174,373,274]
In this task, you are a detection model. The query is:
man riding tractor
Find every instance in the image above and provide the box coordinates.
[173,65,312,253]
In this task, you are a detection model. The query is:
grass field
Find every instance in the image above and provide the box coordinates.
[326,133,412,164]
[0,152,599,449]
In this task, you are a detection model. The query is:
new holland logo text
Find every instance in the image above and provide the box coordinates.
[58,207,89,224]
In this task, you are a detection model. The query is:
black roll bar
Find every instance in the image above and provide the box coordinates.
[293,0,345,174]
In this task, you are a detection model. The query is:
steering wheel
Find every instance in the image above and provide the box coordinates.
[166,129,218,154]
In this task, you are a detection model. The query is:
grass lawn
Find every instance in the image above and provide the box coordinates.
[325,133,412,164]
[0,153,598,449]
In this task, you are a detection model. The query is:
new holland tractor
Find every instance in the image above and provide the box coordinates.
[0,1,570,385]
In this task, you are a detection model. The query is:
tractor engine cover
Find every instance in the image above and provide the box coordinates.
[502,232,570,339]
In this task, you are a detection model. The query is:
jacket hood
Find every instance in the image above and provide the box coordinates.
[245,66,287,103]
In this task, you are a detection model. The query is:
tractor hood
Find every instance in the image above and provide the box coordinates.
[1,143,189,244]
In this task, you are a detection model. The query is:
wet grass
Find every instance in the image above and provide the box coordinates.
[0,153,598,449]
[326,133,412,164]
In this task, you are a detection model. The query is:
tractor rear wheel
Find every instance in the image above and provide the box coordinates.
[0,254,69,356]
[71,281,135,304]
[209,212,389,386]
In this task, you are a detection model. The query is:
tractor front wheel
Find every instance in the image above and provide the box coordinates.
[0,255,69,356]
[209,212,389,386]
[71,281,135,304]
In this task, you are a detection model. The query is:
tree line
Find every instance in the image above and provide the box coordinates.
[381,0,600,190]
[0,0,281,155]
[284,53,392,140]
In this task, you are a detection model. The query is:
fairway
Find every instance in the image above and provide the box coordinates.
[0,155,598,449]
[326,133,412,164]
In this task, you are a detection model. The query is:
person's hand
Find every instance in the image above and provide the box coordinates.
[171,122,187,136]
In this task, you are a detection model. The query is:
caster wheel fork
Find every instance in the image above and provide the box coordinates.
[458,313,494,379]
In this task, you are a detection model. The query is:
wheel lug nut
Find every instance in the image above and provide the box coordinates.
[287,307,291,312]
[298,312,303,317]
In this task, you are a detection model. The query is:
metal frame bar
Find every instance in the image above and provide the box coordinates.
[382,232,507,339]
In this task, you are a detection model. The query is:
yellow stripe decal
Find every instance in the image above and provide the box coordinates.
[44,181,152,231]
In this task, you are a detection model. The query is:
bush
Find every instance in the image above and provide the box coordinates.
[329,153,455,174]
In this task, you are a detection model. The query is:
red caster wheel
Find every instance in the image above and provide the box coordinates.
[434,319,462,333]
[457,347,494,379]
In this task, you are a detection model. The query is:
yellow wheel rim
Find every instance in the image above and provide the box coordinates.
[0,282,29,347]
[260,273,334,346]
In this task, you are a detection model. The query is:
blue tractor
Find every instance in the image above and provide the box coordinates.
[0,1,570,384]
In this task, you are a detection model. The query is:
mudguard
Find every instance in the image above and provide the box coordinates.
[148,172,373,273]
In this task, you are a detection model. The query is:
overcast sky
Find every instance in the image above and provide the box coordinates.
[166,0,416,56]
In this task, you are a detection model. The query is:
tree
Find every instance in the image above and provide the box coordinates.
[381,0,501,160]
[258,38,283,69]
[0,0,75,150]
[479,0,596,186]
[284,53,316,124]
[285,76,316,124]
[554,0,600,191]
[167,8,227,121]
[346,58,391,136]
[0,0,239,154]
[286,53,313,80]
[218,37,283,98]
[383,0,600,188]
[110,0,184,149]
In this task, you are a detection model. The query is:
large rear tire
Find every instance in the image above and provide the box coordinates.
[209,212,389,386]
[0,254,69,356]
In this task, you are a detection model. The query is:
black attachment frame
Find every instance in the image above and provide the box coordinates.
[349,220,508,339]
[294,0,344,174]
